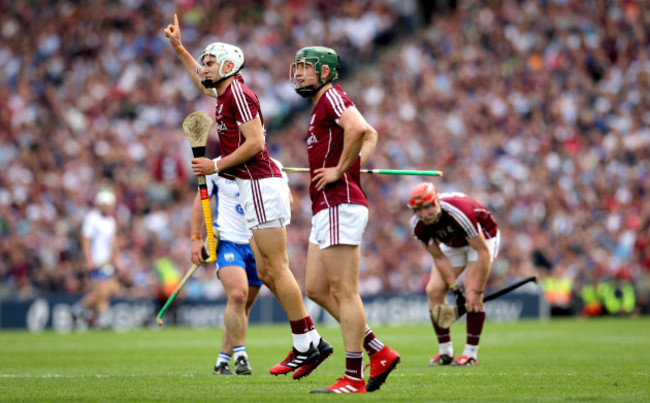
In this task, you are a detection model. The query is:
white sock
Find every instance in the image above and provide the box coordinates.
[216,352,231,366]
[292,332,312,352]
[439,341,454,356]
[232,345,247,362]
[308,329,321,346]
[462,344,478,358]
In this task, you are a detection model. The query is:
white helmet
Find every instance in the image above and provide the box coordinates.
[199,42,245,79]
[95,190,116,206]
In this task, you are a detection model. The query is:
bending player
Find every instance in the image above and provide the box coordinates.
[408,183,500,366]
[289,46,400,394]
[165,14,328,377]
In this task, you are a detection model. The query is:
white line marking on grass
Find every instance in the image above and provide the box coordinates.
[421,372,648,377]
[1,373,212,379]
[1,374,117,378]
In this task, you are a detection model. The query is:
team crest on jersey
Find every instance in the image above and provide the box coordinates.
[306,133,317,147]
[216,121,228,134]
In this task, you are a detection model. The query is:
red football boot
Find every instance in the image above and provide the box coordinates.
[429,353,454,366]
[310,376,367,394]
[269,343,320,375]
[293,337,333,379]
[451,355,478,366]
[365,346,400,392]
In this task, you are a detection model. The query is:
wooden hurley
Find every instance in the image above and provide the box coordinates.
[182,111,217,263]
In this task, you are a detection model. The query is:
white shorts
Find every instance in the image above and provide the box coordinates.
[440,230,501,268]
[309,203,368,250]
[236,177,291,230]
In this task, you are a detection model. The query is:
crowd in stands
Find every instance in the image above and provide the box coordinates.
[1,0,648,316]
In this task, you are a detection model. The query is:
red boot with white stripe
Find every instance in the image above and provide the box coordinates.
[310,376,367,394]
[366,346,400,392]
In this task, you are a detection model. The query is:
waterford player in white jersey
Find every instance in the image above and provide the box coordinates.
[72,189,122,329]
[190,158,290,376]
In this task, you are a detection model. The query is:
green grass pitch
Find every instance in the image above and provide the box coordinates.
[1,318,649,401]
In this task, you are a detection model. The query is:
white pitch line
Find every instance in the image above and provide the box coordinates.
[0,373,203,379]
[382,372,648,377]
[0,374,111,378]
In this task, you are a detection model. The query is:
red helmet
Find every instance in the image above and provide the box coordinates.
[408,182,438,210]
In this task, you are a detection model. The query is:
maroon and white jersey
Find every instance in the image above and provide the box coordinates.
[306,85,367,215]
[214,75,281,180]
[410,192,498,248]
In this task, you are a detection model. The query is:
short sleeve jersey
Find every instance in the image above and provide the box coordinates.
[81,209,116,266]
[214,75,282,180]
[306,85,367,215]
[206,158,289,244]
[410,192,498,248]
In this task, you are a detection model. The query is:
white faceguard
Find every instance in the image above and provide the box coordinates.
[199,42,245,79]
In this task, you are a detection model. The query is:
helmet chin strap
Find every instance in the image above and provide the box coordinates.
[201,78,217,88]
[199,65,244,89]
[295,80,329,98]
[295,85,317,98]
[201,77,228,89]
[201,72,236,89]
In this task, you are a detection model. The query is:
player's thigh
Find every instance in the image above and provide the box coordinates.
[250,226,288,267]
[93,278,116,298]
[426,267,455,302]
[305,242,329,295]
[219,266,249,301]
[245,285,261,313]
[319,244,361,292]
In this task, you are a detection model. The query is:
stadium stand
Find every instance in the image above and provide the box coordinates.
[1,0,648,317]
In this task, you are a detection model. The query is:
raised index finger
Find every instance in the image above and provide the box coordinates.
[174,13,179,27]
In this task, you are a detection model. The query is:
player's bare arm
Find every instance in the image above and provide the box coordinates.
[312,107,367,191]
[164,13,216,98]
[464,232,492,312]
[81,236,94,271]
[189,191,206,265]
[359,124,378,167]
[426,241,459,291]
[190,118,265,176]
[217,118,265,170]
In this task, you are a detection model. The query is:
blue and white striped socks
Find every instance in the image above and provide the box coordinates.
[233,345,247,362]
[216,352,231,366]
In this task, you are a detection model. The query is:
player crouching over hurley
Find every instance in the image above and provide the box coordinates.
[408,182,500,367]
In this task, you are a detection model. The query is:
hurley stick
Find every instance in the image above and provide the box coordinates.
[432,275,539,328]
[182,111,217,263]
[282,167,443,177]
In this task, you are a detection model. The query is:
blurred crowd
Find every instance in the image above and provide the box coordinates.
[1,0,649,315]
